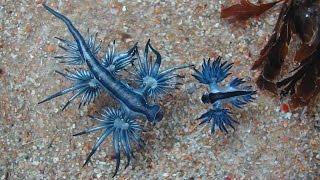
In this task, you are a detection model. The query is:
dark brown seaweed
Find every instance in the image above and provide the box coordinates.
[221,0,280,22]
[221,0,320,107]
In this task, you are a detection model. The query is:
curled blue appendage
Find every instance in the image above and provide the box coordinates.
[194,56,256,135]
[54,30,101,65]
[102,40,138,74]
[228,78,256,108]
[38,69,101,110]
[74,108,144,177]
[230,89,256,108]
[229,77,245,88]
[134,39,191,98]
[192,56,233,85]
[198,108,239,134]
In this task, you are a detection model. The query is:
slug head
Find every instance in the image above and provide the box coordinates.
[201,93,211,104]
[146,105,164,123]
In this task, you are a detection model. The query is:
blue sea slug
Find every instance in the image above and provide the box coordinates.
[193,57,256,134]
[40,4,190,176]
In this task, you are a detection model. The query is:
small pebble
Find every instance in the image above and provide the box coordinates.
[46,44,56,52]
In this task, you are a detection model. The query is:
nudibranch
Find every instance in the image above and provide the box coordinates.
[40,4,190,176]
[193,57,256,134]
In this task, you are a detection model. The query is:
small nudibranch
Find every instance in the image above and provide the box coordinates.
[193,56,256,134]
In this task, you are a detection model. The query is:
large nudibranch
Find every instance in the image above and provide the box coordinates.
[40,4,190,176]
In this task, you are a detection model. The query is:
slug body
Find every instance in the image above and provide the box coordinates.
[43,4,161,122]
[40,4,190,176]
[202,90,255,104]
